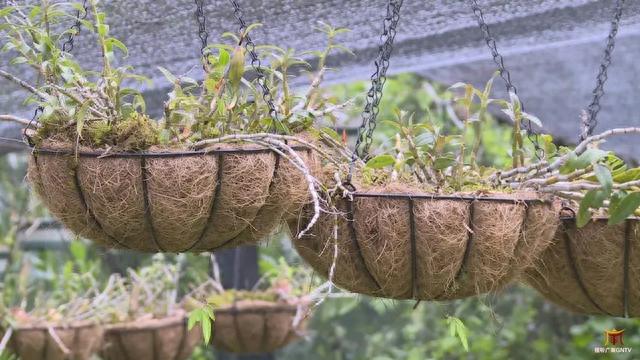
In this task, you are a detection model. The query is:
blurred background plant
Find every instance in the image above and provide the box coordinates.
[1,72,640,359]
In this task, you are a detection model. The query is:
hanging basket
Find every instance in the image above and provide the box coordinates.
[524,215,640,317]
[290,186,559,300]
[27,140,314,252]
[211,300,308,354]
[101,313,201,360]
[0,322,103,360]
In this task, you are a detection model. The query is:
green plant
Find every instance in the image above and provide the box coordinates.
[0,239,108,327]
[101,254,182,322]
[494,127,640,226]
[0,1,351,150]
[446,316,469,352]
[342,73,640,224]
[0,1,152,146]
[359,75,525,192]
[188,304,215,344]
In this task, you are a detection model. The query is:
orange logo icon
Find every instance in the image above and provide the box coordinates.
[604,329,625,346]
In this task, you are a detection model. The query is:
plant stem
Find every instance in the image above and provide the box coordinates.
[0,115,36,126]
[0,68,47,99]
[529,127,640,179]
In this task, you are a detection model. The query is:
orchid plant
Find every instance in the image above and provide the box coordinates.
[0,1,351,151]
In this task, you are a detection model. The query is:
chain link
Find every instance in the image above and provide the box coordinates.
[582,0,626,141]
[26,1,87,145]
[62,0,88,53]
[354,0,404,160]
[229,0,280,127]
[195,0,280,128]
[468,0,544,160]
[194,0,210,63]
[23,106,42,146]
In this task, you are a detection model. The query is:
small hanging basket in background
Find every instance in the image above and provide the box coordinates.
[291,186,559,300]
[524,215,640,317]
[28,140,315,253]
[101,312,201,360]
[212,299,308,354]
[0,322,103,360]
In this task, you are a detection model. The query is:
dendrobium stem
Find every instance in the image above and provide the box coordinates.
[0,114,37,127]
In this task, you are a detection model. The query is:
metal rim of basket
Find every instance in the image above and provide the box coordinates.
[30,145,311,158]
[350,191,546,204]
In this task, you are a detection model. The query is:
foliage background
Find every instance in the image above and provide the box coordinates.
[1,73,639,360]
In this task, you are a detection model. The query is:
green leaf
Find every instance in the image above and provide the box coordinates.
[0,6,15,18]
[594,163,613,194]
[614,168,640,183]
[69,241,87,262]
[201,315,212,344]
[575,149,608,168]
[188,306,215,344]
[577,190,606,227]
[105,38,128,57]
[446,316,469,352]
[75,101,91,136]
[609,191,625,212]
[366,155,395,169]
[608,193,640,225]
[187,310,198,330]
[218,48,230,66]
[448,82,468,90]
[157,66,178,84]
[434,156,455,170]
[559,152,579,174]
[229,46,246,92]
[320,127,340,142]
[9,57,28,65]
[522,111,543,128]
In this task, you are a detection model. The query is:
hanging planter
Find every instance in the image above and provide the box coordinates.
[0,322,103,360]
[184,270,311,354]
[99,256,203,359]
[0,244,109,360]
[101,312,200,360]
[523,215,640,317]
[27,141,314,252]
[212,299,308,354]
[1,2,348,252]
[291,185,558,300]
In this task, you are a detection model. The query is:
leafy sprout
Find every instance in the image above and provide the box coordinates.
[0,2,352,150]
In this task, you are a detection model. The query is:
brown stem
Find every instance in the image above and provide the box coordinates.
[0,114,36,127]
[0,68,47,99]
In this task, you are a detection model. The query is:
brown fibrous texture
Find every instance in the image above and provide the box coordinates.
[290,184,559,300]
[101,313,201,360]
[211,300,308,354]
[523,218,640,317]
[27,140,316,252]
[1,323,103,360]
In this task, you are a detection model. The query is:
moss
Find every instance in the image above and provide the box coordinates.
[33,112,161,151]
[359,167,513,194]
[112,113,159,150]
[86,121,113,147]
[206,290,280,308]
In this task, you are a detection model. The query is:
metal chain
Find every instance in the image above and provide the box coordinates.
[229,0,280,127]
[26,1,87,145]
[468,0,544,160]
[354,0,404,160]
[62,0,88,53]
[23,106,42,146]
[582,0,626,141]
[195,0,280,127]
[194,0,210,63]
